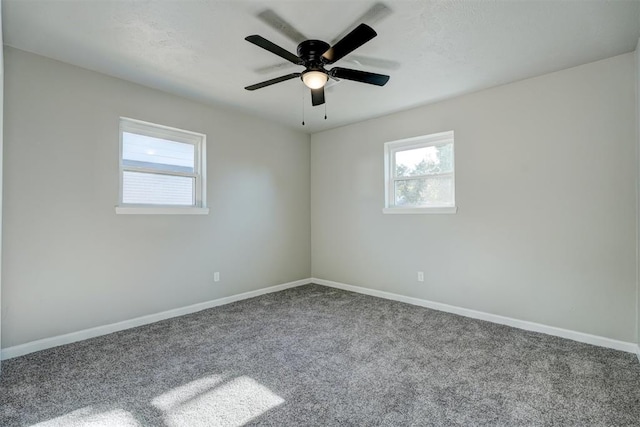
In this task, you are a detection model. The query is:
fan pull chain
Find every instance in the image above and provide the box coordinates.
[324,102,327,120]
[301,90,305,126]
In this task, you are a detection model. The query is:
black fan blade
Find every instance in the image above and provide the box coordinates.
[311,87,325,106]
[329,67,390,86]
[322,23,377,64]
[257,9,307,44]
[245,35,302,65]
[245,73,301,91]
[330,3,392,45]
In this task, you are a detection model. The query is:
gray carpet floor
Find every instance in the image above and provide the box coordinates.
[0,284,639,426]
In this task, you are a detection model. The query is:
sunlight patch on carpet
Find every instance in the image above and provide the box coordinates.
[32,407,141,426]
[151,374,226,411]
[153,375,285,427]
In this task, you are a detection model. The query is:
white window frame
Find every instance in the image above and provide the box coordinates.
[116,117,209,215]
[383,131,457,214]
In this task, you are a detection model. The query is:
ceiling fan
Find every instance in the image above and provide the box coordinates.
[244,22,390,107]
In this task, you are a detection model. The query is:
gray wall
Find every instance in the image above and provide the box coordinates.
[637,43,640,348]
[0,6,4,369]
[2,46,638,350]
[311,53,637,343]
[1,47,311,348]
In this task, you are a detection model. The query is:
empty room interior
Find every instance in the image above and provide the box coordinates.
[1,0,640,425]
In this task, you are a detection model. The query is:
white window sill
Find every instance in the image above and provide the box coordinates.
[115,206,210,215]
[383,206,458,215]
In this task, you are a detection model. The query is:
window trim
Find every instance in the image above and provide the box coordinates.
[117,117,208,214]
[383,131,457,214]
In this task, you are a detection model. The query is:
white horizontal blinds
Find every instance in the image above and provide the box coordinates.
[393,142,454,207]
[123,172,194,205]
[120,119,203,207]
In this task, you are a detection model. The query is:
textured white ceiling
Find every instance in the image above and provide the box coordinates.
[3,0,640,133]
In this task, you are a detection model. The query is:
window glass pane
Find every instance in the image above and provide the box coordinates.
[395,143,453,177]
[122,132,195,173]
[394,176,453,206]
[123,171,194,206]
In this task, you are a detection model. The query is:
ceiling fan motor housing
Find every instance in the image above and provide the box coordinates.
[297,39,330,69]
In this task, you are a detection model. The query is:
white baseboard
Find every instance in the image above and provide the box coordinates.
[312,278,639,354]
[0,278,310,360]
[4,277,638,361]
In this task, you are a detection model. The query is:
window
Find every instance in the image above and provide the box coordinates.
[384,131,457,214]
[116,118,208,214]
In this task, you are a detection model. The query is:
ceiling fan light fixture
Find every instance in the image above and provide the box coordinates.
[302,70,328,89]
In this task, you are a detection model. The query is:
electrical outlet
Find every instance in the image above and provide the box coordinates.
[214,272,220,282]
[417,271,424,282]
